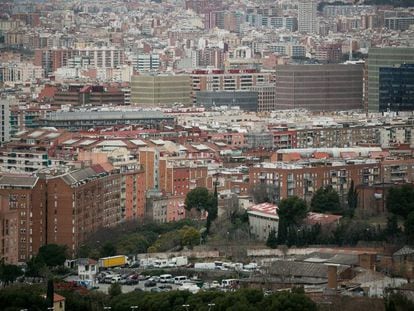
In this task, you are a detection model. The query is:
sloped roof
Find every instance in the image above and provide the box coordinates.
[393,246,414,257]
[0,175,39,188]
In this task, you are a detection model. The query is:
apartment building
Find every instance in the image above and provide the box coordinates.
[0,175,46,264]
[46,166,122,256]
[0,100,11,144]
[249,159,381,203]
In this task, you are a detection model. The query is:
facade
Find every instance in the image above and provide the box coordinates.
[196,90,258,111]
[385,17,414,31]
[191,69,273,102]
[46,167,122,256]
[0,100,11,144]
[298,0,318,34]
[40,110,175,131]
[130,74,192,107]
[136,53,160,72]
[248,202,279,241]
[249,159,382,203]
[53,85,125,107]
[77,258,98,284]
[275,64,363,111]
[367,47,414,111]
[0,175,46,264]
[379,64,414,112]
[34,47,125,75]
[250,85,276,112]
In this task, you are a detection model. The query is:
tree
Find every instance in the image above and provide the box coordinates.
[100,242,117,258]
[347,180,358,213]
[25,255,47,277]
[278,196,308,226]
[311,185,341,213]
[179,226,200,249]
[46,279,54,309]
[0,261,23,285]
[277,197,307,245]
[185,187,211,212]
[386,185,414,218]
[37,244,67,267]
[185,187,217,233]
[108,283,122,297]
[266,229,278,249]
[404,211,414,240]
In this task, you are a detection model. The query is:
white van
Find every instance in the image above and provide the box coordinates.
[160,274,173,283]
[174,276,187,285]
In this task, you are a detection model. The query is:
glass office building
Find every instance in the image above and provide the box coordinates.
[379,64,414,112]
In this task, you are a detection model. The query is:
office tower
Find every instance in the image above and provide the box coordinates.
[130,74,192,107]
[275,64,363,111]
[379,64,414,112]
[367,47,414,111]
[298,0,318,34]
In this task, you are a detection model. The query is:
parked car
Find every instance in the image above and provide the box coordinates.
[148,276,160,282]
[150,287,163,293]
[144,280,157,287]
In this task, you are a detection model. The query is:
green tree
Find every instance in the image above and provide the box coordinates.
[0,284,47,311]
[185,187,211,212]
[266,229,278,249]
[25,255,47,277]
[179,226,201,249]
[347,180,358,214]
[37,244,67,267]
[100,242,117,257]
[278,196,308,226]
[109,283,122,297]
[185,187,217,233]
[277,197,307,245]
[46,279,54,309]
[0,261,23,285]
[404,211,414,240]
[311,185,341,213]
[386,185,414,218]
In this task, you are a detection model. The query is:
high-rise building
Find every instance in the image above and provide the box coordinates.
[136,53,160,72]
[0,100,11,144]
[367,47,414,111]
[298,0,318,34]
[130,74,192,107]
[275,64,363,111]
[379,64,414,112]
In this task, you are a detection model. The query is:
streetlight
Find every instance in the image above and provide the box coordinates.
[182,304,190,311]
[208,303,216,311]
[103,307,112,310]
[47,308,54,311]
[130,306,138,311]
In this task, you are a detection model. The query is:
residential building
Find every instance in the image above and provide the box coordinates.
[0,175,47,264]
[0,100,11,144]
[298,0,318,34]
[46,166,122,256]
[53,85,125,107]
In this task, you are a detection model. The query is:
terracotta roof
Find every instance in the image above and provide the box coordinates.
[249,202,278,216]
[54,293,65,302]
[305,212,342,226]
